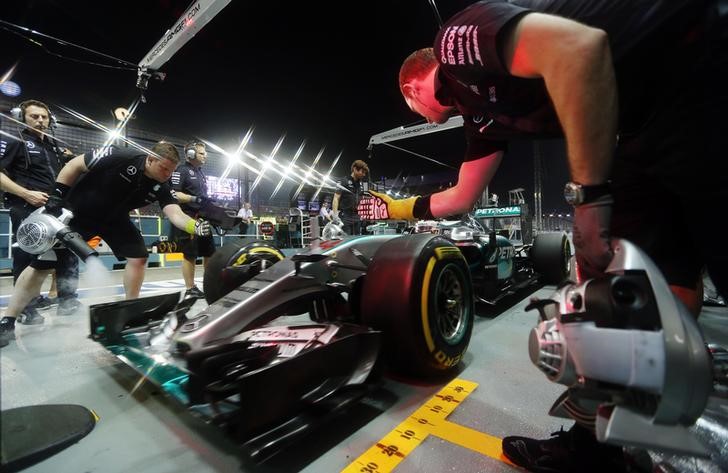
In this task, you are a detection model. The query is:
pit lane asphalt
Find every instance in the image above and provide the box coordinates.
[1,265,727,473]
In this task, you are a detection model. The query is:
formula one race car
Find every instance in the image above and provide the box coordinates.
[406,215,572,306]
[89,231,475,458]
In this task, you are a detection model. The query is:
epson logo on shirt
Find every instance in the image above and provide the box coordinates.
[440,25,483,67]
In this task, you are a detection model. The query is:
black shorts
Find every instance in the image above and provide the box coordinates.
[169,224,216,259]
[70,216,148,260]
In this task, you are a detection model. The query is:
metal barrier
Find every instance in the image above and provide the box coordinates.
[288,208,312,248]
[0,209,12,271]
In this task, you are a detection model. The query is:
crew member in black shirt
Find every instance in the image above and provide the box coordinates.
[169,141,216,299]
[373,0,727,308]
[361,1,727,471]
[332,159,369,236]
[0,142,212,347]
[0,99,80,326]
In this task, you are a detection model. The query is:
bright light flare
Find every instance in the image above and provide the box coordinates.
[271,139,306,199]
[55,101,158,158]
[0,62,18,85]
[250,134,286,192]
[311,150,343,201]
[202,139,264,179]
[292,146,325,198]
[220,126,254,180]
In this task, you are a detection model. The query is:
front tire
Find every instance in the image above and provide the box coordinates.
[360,234,473,377]
[203,239,284,304]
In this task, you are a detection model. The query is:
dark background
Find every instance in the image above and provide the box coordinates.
[1,0,570,212]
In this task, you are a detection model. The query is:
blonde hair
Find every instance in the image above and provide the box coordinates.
[151,141,180,163]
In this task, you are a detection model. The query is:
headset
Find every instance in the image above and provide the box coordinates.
[10,100,58,129]
[9,100,67,170]
[184,141,205,161]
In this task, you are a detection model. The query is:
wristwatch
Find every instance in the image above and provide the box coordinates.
[563,181,611,206]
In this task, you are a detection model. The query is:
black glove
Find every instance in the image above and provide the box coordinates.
[44,194,66,217]
[573,194,613,280]
[45,182,72,217]
[193,195,210,205]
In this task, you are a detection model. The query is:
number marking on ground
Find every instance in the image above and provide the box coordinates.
[342,378,513,472]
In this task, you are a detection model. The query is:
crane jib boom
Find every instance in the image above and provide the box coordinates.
[137,0,231,90]
[368,115,463,148]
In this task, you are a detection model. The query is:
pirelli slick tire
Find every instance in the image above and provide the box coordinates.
[361,234,474,378]
[203,239,285,304]
[531,231,572,285]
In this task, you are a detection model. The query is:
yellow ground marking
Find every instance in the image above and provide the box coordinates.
[164,252,184,262]
[342,378,512,472]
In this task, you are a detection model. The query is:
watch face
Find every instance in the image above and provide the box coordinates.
[564,182,581,205]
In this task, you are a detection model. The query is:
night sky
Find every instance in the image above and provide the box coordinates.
[1,0,570,212]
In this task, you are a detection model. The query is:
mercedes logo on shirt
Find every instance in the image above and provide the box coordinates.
[126,165,137,175]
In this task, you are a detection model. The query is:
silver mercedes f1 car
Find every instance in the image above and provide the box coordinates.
[89,231,477,457]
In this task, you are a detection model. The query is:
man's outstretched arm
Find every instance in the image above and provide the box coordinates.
[503,12,618,185]
[431,151,503,217]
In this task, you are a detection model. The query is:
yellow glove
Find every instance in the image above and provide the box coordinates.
[364,190,419,220]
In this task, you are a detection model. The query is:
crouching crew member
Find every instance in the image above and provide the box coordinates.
[0,142,212,347]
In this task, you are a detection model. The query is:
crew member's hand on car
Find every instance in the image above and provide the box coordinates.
[365,190,420,220]
[193,195,210,205]
[573,195,613,280]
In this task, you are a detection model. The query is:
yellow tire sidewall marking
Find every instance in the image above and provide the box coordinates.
[420,256,437,353]
[421,246,465,354]
[233,246,284,266]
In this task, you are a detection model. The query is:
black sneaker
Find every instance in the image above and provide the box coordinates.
[17,306,45,325]
[502,425,628,473]
[184,285,205,300]
[34,295,55,309]
[57,297,83,316]
[0,317,15,347]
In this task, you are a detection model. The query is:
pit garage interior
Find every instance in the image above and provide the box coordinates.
[1,256,727,473]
